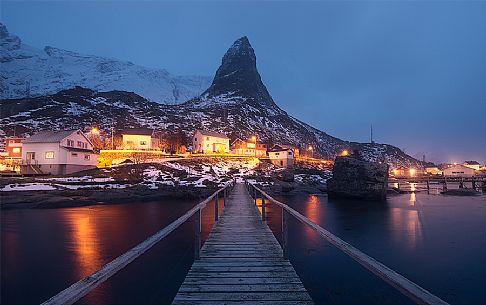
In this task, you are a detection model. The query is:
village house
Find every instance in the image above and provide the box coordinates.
[231,138,267,156]
[21,129,98,175]
[4,137,24,158]
[268,146,294,167]
[270,144,300,157]
[463,161,480,171]
[121,128,159,150]
[425,166,443,175]
[443,164,476,177]
[192,130,230,154]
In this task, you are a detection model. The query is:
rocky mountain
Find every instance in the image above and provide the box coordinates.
[0,23,210,104]
[0,35,423,167]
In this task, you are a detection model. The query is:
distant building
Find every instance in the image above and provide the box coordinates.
[121,128,159,150]
[268,147,294,167]
[270,144,300,157]
[443,164,475,177]
[463,161,480,171]
[425,167,443,175]
[21,129,98,175]
[231,138,267,156]
[193,130,230,154]
[4,137,24,158]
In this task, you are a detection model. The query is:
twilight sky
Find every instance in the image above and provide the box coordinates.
[1,1,485,164]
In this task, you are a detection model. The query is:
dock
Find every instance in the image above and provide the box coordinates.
[172,183,313,304]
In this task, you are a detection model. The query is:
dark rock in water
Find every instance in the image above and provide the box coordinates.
[327,156,389,201]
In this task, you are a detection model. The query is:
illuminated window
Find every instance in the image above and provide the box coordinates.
[12,147,20,153]
[45,151,54,159]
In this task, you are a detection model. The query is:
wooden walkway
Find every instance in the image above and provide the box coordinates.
[172,183,313,304]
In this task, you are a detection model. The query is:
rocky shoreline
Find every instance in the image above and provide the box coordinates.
[0,186,217,210]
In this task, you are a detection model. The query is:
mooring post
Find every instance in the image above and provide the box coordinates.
[194,209,201,260]
[214,193,219,221]
[397,182,400,190]
[472,177,476,190]
[443,177,448,192]
[261,193,265,220]
[282,208,288,260]
[426,179,430,193]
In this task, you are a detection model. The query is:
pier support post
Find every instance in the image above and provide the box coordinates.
[282,208,288,260]
[214,193,219,221]
[472,177,476,190]
[261,194,265,220]
[194,209,201,260]
[255,189,258,205]
[443,177,448,192]
[426,179,430,193]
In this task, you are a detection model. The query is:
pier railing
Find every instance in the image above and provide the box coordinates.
[246,181,450,305]
[41,180,235,305]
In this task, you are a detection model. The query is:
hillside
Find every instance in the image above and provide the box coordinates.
[0,36,423,167]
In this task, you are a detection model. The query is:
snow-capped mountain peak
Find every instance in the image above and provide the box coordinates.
[0,23,211,104]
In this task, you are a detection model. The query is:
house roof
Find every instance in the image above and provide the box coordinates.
[464,161,480,165]
[23,130,79,143]
[271,144,298,151]
[121,128,154,136]
[61,146,98,154]
[195,130,229,139]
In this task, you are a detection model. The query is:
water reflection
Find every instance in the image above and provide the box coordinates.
[389,208,423,250]
[64,211,103,279]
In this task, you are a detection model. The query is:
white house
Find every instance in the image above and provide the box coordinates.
[268,147,294,167]
[463,161,480,171]
[21,129,98,175]
[121,128,159,150]
[443,164,475,177]
[192,130,230,154]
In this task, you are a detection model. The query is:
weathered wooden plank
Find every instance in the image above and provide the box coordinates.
[173,301,314,305]
[181,277,304,285]
[178,283,307,292]
[173,292,313,301]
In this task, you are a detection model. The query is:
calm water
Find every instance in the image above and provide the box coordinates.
[2,188,485,304]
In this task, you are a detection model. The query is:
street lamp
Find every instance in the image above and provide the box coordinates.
[341,150,349,156]
[91,127,99,134]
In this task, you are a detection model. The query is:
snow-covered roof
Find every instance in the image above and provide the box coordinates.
[464,161,480,165]
[195,130,229,139]
[23,129,80,143]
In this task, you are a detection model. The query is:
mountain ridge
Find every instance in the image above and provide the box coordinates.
[0,23,211,104]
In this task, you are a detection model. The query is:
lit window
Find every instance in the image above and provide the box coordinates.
[45,151,54,159]
[12,147,20,153]
[84,155,90,160]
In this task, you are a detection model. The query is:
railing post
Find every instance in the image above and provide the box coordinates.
[254,189,258,205]
[214,193,219,221]
[261,193,265,220]
[195,209,201,260]
[223,188,226,206]
[282,208,288,260]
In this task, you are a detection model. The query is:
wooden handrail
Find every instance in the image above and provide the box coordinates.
[42,183,233,305]
[248,182,449,305]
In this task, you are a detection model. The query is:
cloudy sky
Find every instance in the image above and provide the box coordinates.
[2,1,485,164]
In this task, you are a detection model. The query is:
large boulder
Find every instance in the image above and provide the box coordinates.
[327,156,389,201]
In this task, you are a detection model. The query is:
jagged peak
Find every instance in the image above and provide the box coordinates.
[0,23,21,51]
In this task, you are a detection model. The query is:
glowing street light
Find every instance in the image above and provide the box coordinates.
[340,150,349,156]
[250,135,257,157]
[91,127,99,134]
[308,145,313,158]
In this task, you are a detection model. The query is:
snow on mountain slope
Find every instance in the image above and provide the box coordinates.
[0,23,210,104]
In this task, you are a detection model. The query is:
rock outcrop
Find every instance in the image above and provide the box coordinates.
[327,156,389,201]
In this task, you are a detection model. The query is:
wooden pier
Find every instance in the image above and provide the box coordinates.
[42,181,450,305]
[172,183,312,304]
